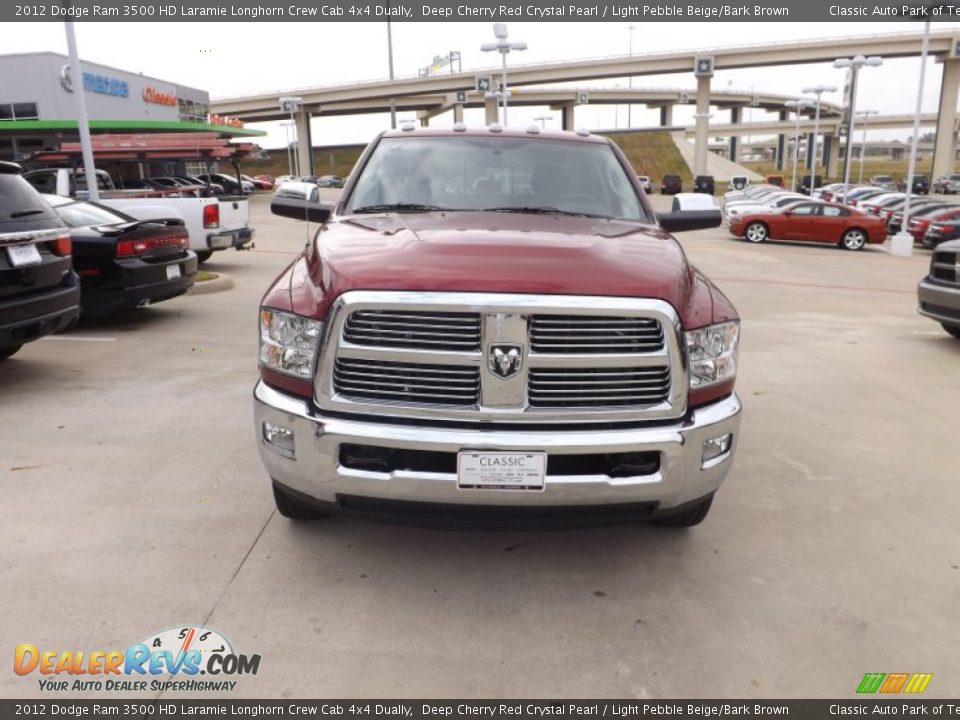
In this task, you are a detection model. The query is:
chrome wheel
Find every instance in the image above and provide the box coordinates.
[745,222,768,243]
[842,229,866,251]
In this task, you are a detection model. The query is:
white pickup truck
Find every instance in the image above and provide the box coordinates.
[22,168,253,263]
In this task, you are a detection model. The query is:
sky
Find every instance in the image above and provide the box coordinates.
[7,20,960,148]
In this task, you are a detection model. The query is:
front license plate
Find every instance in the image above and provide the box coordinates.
[7,244,42,267]
[166,264,181,281]
[457,451,547,491]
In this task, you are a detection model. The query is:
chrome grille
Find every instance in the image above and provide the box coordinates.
[931,250,958,284]
[530,315,663,353]
[318,292,686,424]
[334,358,480,406]
[528,367,671,408]
[343,310,481,351]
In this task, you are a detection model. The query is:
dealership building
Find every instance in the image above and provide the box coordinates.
[0,52,261,162]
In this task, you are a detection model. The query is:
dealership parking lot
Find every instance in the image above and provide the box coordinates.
[2,192,958,699]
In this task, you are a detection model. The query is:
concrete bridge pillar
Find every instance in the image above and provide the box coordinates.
[484,97,499,125]
[453,104,464,124]
[659,105,673,127]
[294,109,313,177]
[932,59,960,180]
[729,107,741,162]
[693,75,711,176]
[561,104,576,131]
[776,110,788,171]
[824,134,840,179]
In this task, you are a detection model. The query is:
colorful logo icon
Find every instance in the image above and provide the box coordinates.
[856,672,933,694]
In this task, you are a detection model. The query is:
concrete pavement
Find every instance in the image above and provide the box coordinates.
[1,193,957,699]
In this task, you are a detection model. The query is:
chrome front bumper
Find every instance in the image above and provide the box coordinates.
[253,381,741,512]
[918,278,960,325]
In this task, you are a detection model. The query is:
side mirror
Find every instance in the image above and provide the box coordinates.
[657,209,722,233]
[271,196,333,223]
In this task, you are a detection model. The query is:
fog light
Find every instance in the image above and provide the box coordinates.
[702,433,732,466]
[263,422,295,458]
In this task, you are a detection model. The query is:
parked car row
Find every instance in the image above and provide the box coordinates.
[725,181,960,250]
[1,162,197,361]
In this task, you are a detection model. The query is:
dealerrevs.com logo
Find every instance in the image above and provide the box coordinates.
[14,626,261,692]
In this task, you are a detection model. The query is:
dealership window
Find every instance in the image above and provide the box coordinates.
[0,102,39,120]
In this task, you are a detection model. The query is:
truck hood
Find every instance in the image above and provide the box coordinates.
[267,212,728,329]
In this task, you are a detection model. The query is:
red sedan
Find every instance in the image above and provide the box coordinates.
[728,200,887,250]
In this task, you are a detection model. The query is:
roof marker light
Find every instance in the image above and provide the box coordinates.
[400,120,417,132]
[576,127,591,137]
[526,124,541,134]
[453,122,467,132]
[488,123,503,133]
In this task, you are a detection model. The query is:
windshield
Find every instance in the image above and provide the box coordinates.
[344,136,648,222]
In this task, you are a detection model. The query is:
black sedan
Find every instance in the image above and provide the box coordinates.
[44,195,197,314]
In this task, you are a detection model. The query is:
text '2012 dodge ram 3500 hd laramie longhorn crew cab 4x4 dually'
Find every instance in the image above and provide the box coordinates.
[254,127,742,528]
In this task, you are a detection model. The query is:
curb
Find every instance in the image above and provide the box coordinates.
[188,272,235,296]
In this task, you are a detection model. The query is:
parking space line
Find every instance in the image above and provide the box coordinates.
[39,336,117,342]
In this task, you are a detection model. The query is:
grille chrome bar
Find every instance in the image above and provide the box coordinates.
[344,310,481,351]
[334,358,480,405]
[531,314,664,354]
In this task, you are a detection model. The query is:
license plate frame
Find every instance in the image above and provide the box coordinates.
[457,451,547,491]
[7,244,42,267]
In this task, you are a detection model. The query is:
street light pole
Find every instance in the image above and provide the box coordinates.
[279,96,303,177]
[801,84,837,191]
[856,110,878,184]
[834,55,883,203]
[63,18,99,201]
[534,115,552,129]
[785,100,809,193]
[481,23,526,126]
[387,5,396,129]
[892,20,931,258]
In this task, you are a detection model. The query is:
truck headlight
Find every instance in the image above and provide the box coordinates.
[685,322,739,389]
[259,309,322,378]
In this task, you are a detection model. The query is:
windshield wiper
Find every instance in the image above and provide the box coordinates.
[10,209,45,218]
[484,206,605,218]
[352,203,450,214]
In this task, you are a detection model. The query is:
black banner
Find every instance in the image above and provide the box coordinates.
[3,700,960,718]
[3,0,959,22]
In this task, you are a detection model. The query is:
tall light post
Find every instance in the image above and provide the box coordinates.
[855,109,878,184]
[63,19,98,201]
[627,25,636,128]
[891,20,931,258]
[279,96,303,177]
[784,99,810,193]
[386,3,396,129]
[481,23,527,126]
[834,55,883,203]
[801,84,837,188]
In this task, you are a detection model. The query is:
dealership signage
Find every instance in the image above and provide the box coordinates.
[59,64,129,98]
[208,114,244,128]
[143,86,177,106]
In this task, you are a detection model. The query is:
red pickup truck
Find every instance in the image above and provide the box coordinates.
[254,127,742,528]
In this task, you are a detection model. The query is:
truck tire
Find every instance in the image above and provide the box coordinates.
[941,323,960,340]
[649,495,714,528]
[0,345,22,361]
[195,251,213,264]
[272,481,330,520]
